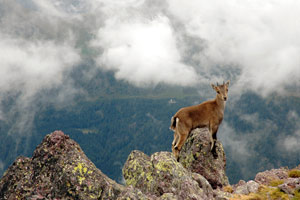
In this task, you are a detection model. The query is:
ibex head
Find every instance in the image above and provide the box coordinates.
[211,80,230,101]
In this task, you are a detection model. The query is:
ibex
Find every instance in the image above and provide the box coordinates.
[170,81,230,160]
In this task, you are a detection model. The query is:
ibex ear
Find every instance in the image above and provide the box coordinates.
[211,84,217,90]
[225,80,230,86]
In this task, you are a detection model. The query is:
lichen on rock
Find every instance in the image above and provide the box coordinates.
[254,167,289,185]
[2,128,300,199]
[178,127,229,189]
[123,150,213,199]
[0,131,125,200]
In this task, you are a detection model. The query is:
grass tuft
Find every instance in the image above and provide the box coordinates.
[269,179,284,187]
[288,169,300,178]
[223,185,233,193]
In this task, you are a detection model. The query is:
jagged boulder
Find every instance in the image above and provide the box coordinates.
[178,127,229,189]
[1,128,231,199]
[0,131,128,200]
[122,150,214,199]
[254,167,289,185]
[232,180,259,195]
[0,156,34,199]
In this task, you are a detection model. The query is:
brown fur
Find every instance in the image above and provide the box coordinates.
[170,81,230,160]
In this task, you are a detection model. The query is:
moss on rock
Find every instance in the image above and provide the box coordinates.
[178,128,229,189]
[0,131,132,200]
[123,150,212,199]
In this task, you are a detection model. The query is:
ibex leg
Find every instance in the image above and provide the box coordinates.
[174,128,189,151]
[209,124,216,151]
[172,132,179,147]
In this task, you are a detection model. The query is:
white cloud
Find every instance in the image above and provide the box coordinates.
[281,110,300,152]
[167,0,300,95]
[0,35,80,98]
[219,122,251,160]
[0,34,80,135]
[282,131,300,152]
[0,0,81,136]
[87,0,300,93]
[92,15,198,87]
[1,0,300,134]
[5,0,300,94]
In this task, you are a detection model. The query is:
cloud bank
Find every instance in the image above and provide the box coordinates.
[0,0,81,136]
[2,0,300,100]
[0,35,80,97]
[92,15,198,86]
[1,0,300,136]
[167,0,300,95]
[89,0,300,95]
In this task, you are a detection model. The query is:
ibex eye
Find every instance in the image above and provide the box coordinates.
[217,91,220,94]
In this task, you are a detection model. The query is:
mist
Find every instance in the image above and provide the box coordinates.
[1,0,300,183]
[2,0,300,107]
[88,0,300,95]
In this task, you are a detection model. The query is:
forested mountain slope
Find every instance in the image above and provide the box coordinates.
[0,69,299,185]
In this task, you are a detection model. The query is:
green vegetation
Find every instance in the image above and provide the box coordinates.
[293,190,300,200]
[288,169,300,178]
[222,185,233,193]
[231,186,289,200]
[269,179,284,187]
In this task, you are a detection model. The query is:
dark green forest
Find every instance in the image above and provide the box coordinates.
[0,68,299,184]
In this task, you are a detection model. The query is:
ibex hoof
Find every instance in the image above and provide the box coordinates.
[174,152,179,161]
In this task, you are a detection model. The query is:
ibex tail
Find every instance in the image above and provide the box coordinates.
[170,116,178,131]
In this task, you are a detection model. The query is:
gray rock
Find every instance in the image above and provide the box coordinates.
[117,186,156,200]
[191,172,214,199]
[234,182,249,195]
[233,180,259,195]
[0,131,148,200]
[255,167,288,185]
[178,127,229,189]
[0,128,232,200]
[278,178,300,195]
[214,189,233,200]
[123,150,214,199]
[246,180,259,193]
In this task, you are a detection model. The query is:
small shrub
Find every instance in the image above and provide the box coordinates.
[223,185,233,193]
[258,186,289,200]
[270,188,289,200]
[288,169,300,178]
[269,179,284,187]
[231,185,289,200]
[292,189,300,200]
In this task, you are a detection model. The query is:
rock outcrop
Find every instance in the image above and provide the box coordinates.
[0,131,126,199]
[1,129,300,199]
[178,127,229,189]
[0,128,231,200]
[229,166,300,200]
[122,150,214,199]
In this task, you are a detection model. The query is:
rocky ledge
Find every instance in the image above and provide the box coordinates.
[0,129,300,199]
